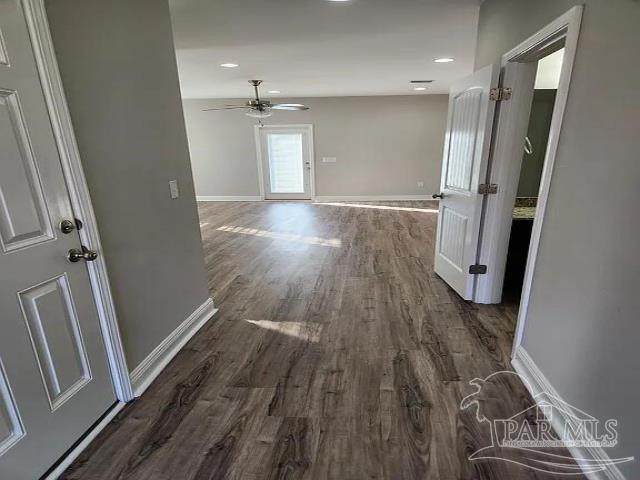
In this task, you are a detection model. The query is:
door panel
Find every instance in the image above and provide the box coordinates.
[0,28,8,66]
[444,88,483,191]
[438,206,468,270]
[0,89,53,251]
[0,362,24,457]
[0,1,115,478]
[434,64,498,300]
[259,125,313,200]
[18,275,92,411]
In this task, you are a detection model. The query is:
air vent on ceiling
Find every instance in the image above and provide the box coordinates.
[410,80,434,84]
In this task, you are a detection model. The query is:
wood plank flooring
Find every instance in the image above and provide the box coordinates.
[62,201,581,479]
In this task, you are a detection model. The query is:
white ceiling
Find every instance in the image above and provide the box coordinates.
[168,0,481,99]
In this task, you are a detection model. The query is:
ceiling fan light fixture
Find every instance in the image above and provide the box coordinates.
[203,80,308,117]
[246,108,273,119]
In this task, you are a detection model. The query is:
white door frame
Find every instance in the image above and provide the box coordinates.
[22,0,133,401]
[254,124,316,201]
[472,7,583,357]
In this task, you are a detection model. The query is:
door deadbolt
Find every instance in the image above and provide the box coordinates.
[59,218,83,234]
[67,246,98,263]
[59,219,76,234]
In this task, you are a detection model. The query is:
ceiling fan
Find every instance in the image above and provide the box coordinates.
[203,80,309,119]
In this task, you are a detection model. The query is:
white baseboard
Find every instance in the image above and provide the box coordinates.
[314,195,434,202]
[197,195,438,203]
[43,401,126,480]
[512,346,627,480]
[197,196,262,202]
[130,298,217,397]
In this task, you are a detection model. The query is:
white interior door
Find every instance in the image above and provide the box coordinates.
[434,64,499,300]
[0,2,115,478]
[258,125,313,200]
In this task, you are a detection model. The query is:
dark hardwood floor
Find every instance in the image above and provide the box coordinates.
[62,201,580,479]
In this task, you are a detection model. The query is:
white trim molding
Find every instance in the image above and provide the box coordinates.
[42,401,127,480]
[130,298,217,397]
[510,6,583,355]
[254,126,266,200]
[22,0,134,401]
[197,196,262,202]
[314,195,434,202]
[512,346,627,480]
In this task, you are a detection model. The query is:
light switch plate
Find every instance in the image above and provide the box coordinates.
[322,157,337,163]
[417,181,424,187]
[169,179,179,199]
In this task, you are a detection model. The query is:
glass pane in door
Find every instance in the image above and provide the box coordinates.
[267,133,304,193]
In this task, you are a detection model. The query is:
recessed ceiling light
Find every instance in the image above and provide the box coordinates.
[220,63,239,68]
[434,58,454,63]
[413,87,428,91]
[268,90,281,94]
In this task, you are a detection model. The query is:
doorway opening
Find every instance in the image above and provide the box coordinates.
[255,124,315,201]
[468,6,582,356]
[502,48,564,304]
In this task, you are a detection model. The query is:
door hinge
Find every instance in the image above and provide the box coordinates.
[469,264,488,275]
[490,87,512,101]
[478,183,498,195]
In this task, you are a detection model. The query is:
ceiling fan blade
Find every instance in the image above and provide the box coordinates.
[271,103,310,111]
[202,105,248,111]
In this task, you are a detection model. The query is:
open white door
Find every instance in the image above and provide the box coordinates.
[433,64,499,300]
[0,2,115,478]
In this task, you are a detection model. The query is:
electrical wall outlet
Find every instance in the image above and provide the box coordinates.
[322,157,337,163]
[417,181,425,188]
[169,179,180,199]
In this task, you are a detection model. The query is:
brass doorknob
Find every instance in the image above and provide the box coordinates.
[67,246,98,263]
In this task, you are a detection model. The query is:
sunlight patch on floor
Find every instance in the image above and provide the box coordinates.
[245,319,322,343]
[217,225,342,247]
[315,202,438,213]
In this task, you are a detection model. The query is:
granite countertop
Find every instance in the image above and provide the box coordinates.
[513,197,537,220]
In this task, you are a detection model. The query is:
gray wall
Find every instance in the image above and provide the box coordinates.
[183,95,449,198]
[478,0,640,473]
[46,0,211,371]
